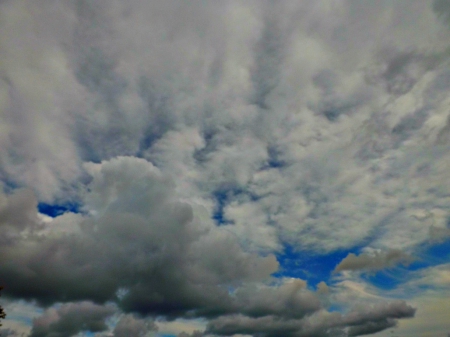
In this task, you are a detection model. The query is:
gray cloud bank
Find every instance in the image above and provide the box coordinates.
[206,300,416,337]
[29,302,116,337]
[0,157,416,337]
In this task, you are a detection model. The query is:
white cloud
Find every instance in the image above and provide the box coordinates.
[2,1,450,336]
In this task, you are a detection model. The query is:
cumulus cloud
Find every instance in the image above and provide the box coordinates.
[206,300,415,337]
[0,157,278,318]
[0,156,417,337]
[111,314,157,337]
[334,250,413,273]
[29,302,116,337]
[0,187,41,244]
[0,0,449,254]
[1,0,448,336]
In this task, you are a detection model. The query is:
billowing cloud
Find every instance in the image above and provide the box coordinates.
[0,187,41,244]
[206,300,415,337]
[0,0,449,254]
[111,314,157,337]
[0,157,278,318]
[334,250,413,273]
[0,156,417,337]
[1,0,449,336]
[29,302,116,337]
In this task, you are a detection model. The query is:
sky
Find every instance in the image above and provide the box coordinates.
[1,0,450,336]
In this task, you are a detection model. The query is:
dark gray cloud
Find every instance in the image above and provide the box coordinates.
[334,250,413,272]
[0,157,280,319]
[0,157,278,316]
[0,188,41,245]
[206,300,415,337]
[0,328,17,337]
[29,302,116,337]
[433,0,450,26]
[347,319,396,336]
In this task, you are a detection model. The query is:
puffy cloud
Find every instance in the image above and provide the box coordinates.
[0,0,447,336]
[0,157,278,318]
[0,0,449,254]
[29,302,116,337]
[334,250,413,273]
[0,187,41,244]
[0,156,417,337]
[110,314,157,337]
[316,282,329,295]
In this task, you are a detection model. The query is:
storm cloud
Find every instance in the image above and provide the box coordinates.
[29,302,116,337]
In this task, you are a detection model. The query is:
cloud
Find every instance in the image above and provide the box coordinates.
[109,314,157,337]
[1,1,449,336]
[365,47,441,96]
[334,250,413,273]
[29,302,116,337]
[0,157,278,318]
[206,300,415,337]
[0,156,416,336]
[433,0,450,26]
[429,225,450,242]
[316,281,329,295]
[177,331,204,337]
[0,328,17,337]
[347,319,396,336]
[0,0,449,254]
[0,187,41,244]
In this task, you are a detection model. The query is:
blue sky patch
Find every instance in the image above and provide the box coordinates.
[274,245,361,289]
[361,269,408,291]
[38,202,80,217]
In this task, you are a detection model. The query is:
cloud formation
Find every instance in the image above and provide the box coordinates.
[206,300,415,337]
[2,0,450,336]
[0,157,278,318]
[334,250,413,273]
[29,302,116,337]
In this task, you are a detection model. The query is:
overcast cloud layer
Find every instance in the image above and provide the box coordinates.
[1,0,450,336]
